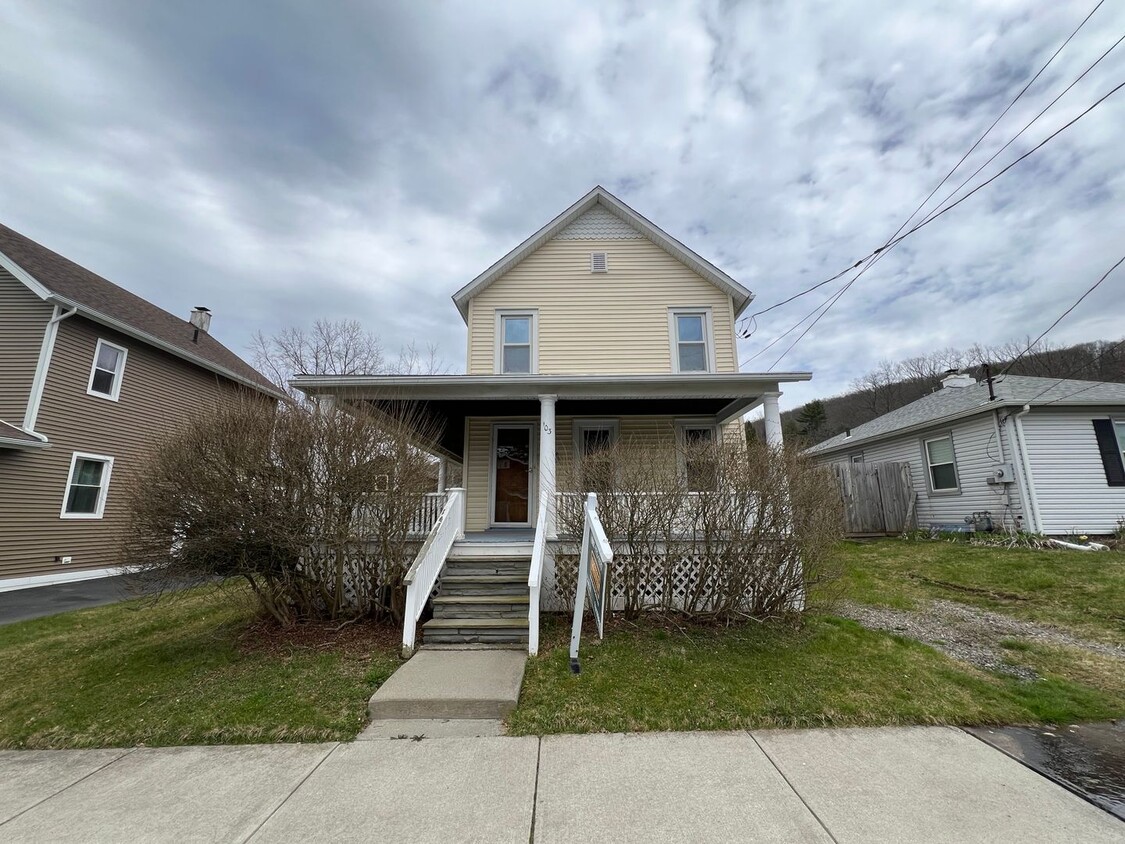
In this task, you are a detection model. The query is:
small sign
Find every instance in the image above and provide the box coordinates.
[585,534,608,638]
[569,493,612,674]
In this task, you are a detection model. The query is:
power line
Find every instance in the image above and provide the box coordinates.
[1023,335,1125,405]
[735,0,1110,338]
[997,253,1125,377]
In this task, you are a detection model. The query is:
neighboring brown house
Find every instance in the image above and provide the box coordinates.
[0,223,284,591]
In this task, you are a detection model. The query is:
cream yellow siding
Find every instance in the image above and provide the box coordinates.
[466,238,738,375]
[462,415,744,531]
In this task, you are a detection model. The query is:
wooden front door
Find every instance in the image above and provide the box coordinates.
[491,423,534,526]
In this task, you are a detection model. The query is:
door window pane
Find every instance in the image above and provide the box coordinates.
[494,427,531,523]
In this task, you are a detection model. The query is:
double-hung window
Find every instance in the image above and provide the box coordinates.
[87,339,127,401]
[924,435,959,492]
[61,452,114,519]
[677,422,719,491]
[496,311,536,374]
[670,309,712,373]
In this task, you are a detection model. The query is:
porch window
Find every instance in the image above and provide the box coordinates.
[924,435,959,492]
[61,452,114,519]
[669,309,712,373]
[87,339,127,401]
[574,420,618,492]
[677,422,719,491]
[495,311,536,374]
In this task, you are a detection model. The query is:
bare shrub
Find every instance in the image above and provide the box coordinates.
[555,438,843,620]
[122,396,442,625]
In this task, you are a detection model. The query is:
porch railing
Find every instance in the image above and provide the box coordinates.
[555,491,759,536]
[401,488,464,656]
[527,499,550,656]
[409,492,447,536]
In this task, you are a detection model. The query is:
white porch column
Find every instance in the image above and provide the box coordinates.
[763,392,783,449]
[437,459,447,494]
[538,394,557,537]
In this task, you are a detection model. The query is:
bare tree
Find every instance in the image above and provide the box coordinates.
[250,319,447,397]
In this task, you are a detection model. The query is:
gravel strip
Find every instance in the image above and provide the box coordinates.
[838,599,1125,681]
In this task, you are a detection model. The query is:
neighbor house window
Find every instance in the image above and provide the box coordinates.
[61,452,114,519]
[924,435,959,492]
[669,309,712,373]
[677,422,719,491]
[851,452,865,464]
[495,311,536,374]
[87,339,127,401]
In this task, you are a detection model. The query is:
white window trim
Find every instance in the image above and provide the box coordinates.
[572,419,620,457]
[675,419,720,488]
[86,339,128,402]
[60,451,115,520]
[493,309,538,375]
[922,433,960,495]
[668,307,715,374]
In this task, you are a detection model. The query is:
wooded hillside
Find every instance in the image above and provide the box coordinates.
[751,338,1125,447]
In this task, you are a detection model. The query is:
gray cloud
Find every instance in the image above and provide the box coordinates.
[0,0,1122,413]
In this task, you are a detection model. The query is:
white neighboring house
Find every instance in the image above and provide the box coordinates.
[805,373,1125,536]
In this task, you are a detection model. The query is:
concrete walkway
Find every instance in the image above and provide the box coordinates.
[0,727,1120,842]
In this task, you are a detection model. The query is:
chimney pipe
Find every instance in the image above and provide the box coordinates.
[189,307,211,343]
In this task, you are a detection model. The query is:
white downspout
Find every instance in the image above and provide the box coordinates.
[1012,405,1044,535]
[23,304,77,432]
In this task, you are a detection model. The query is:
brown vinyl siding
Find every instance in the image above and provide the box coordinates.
[0,273,52,423]
[0,315,248,580]
[466,238,739,375]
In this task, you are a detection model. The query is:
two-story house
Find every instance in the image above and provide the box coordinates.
[292,187,811,653]
[0,223,284,591]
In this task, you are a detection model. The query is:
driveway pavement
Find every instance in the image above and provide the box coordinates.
[0,726,1119,843]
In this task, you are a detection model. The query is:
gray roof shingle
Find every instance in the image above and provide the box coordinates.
[0,222,281,397]
[806,375,1125,455]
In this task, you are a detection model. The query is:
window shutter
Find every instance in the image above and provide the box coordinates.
[1092,419,1125,486]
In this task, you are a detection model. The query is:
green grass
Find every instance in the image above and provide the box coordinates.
[509,615,1125,736]
[830,538,1125,645]
[0,584,402,749]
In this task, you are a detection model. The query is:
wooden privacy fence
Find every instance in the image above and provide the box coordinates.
[832,461,916,536]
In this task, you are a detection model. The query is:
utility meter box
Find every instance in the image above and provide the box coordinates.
[986,463,1016,485]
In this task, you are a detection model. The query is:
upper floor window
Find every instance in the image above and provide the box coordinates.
[495,310,537,374]
[669,308,713,373]
[923,434,959,492]
[87,339,127,401]
[61,452,114,519]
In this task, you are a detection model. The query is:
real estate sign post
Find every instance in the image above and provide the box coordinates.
[569,493,611,674]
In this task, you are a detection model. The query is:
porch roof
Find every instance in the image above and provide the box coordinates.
[291,372,811,462]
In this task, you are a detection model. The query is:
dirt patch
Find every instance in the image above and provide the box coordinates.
[237,617,401,658]
[839,599,1125,681]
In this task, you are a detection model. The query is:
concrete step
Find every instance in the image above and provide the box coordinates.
[367,650,527,720]
[432,595,529,619]
[425,631,531,645]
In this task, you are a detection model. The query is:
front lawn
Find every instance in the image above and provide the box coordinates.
[832,538,1125,646]
[0,584,402,749]
[508,614,1125,736]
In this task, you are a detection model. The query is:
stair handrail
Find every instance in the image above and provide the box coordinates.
[402,487,464,657]
[527,499,550,656]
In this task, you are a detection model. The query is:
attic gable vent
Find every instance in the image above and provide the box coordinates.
[590,252,608,273]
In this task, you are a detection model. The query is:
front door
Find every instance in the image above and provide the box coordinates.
[491,423,535,526]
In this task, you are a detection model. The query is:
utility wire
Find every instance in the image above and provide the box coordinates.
[1023,334,1125,405]
[735,0,1110,338]
[997,253,1125,377]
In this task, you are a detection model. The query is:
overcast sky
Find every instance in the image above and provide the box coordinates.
[2,1,1122,413]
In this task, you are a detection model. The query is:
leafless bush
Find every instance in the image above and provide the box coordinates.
[122,396,442,625]
[555,439,843,620]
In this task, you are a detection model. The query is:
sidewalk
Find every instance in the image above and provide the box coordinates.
[0,727,1119,843]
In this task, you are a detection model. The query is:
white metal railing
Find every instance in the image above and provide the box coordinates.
[555,490,759,536]
[401,487,464,656]
[527,499,550,656]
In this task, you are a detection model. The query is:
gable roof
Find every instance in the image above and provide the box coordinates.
[806,374,1125,456]
[0,223,284,399]
[451,186,754,322]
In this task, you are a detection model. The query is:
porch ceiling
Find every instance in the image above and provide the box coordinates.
[292,373,812,463]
